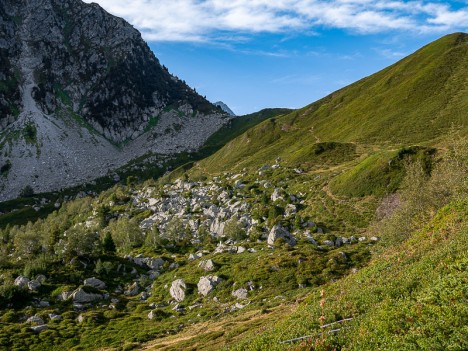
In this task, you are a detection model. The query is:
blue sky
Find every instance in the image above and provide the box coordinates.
[84,1,467,115]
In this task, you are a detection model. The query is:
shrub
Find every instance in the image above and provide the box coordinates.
[19,185,34,197]
[224,218,247,241]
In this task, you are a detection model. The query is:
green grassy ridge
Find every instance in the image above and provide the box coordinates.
[228,198,468,351]
[191,33,467,175]
[199,108,293,156]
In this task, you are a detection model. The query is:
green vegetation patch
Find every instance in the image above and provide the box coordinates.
[22,123,37,145]
[330,146,436,197]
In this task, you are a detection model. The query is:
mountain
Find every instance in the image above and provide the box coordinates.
[0,33,466,351]
[214,101,236,116]
[0,0,229,201]
[192,33,467,174]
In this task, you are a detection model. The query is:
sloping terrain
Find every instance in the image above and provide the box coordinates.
[0,33,465,351]
[191,33,467,175]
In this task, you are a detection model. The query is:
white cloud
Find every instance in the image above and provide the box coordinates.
[83,0,468,42]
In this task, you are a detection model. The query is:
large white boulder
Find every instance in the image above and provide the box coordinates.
[170,279,187,302]
[198,276,222,296]
[267,225,296,246]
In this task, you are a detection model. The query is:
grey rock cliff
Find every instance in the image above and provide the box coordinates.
[0,0,230,200]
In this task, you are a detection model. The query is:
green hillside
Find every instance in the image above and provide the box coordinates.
[191,33,467,175]
[0,33,466,351]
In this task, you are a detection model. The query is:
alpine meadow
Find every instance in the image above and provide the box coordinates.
[0,1,466,351]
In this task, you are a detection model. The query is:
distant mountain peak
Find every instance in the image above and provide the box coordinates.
[214,101,236,116]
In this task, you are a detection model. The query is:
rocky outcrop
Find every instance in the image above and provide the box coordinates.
[0,0,230,201]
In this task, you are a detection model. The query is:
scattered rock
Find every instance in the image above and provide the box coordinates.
[170,279,187,302]
[232,288,248,300]
[169,262,179,270]
[84,277,106,290]
[35,275,47,284]
[198,276,222,296]
[30,325,49,332]
[271,188,284,202]
[172,304,185,312]
[71,288,104,303]
[124,282,139,297]
[304,236,317,245]
[27,280,41,291]
[14,276,29,287]
[237,246,246,254]
[140,292,150,300]
[335,237,343,247]
[267,225,297,246]
[198,259,216,272]
[188,253,202,261]
[146,258,165,270]
[285,204,297,216]
[49,313,62,321]
[57,291,71,301]
[189,302,202,310]
[27,315,44,325]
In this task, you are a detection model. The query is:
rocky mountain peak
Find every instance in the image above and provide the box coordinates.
[214,101,236,116]
[1,0,217,143]
[0,0,230,200]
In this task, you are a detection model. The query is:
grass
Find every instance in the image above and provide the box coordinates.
[190,33,468,176]
[227,199,467,351]
[330,146,436,197]
[0,32,466,351]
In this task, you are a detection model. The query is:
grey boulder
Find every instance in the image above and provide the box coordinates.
[170,279,187,302]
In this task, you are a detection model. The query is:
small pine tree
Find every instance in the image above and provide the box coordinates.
[102,232,116,254]
[20,185,34,197]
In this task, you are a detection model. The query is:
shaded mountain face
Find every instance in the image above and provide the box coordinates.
[0,0,229,200]
[1,0,216,142]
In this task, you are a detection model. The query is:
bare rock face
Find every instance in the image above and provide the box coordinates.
[0,0,230,201]
[169,279,186,302]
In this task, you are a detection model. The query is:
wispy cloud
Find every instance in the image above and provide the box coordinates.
[83,0,468,42]
[374,48,408,59]
[271,74,321,85]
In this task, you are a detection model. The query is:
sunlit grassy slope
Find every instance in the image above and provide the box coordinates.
[192,33,467,175]
[228,198,467,351]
